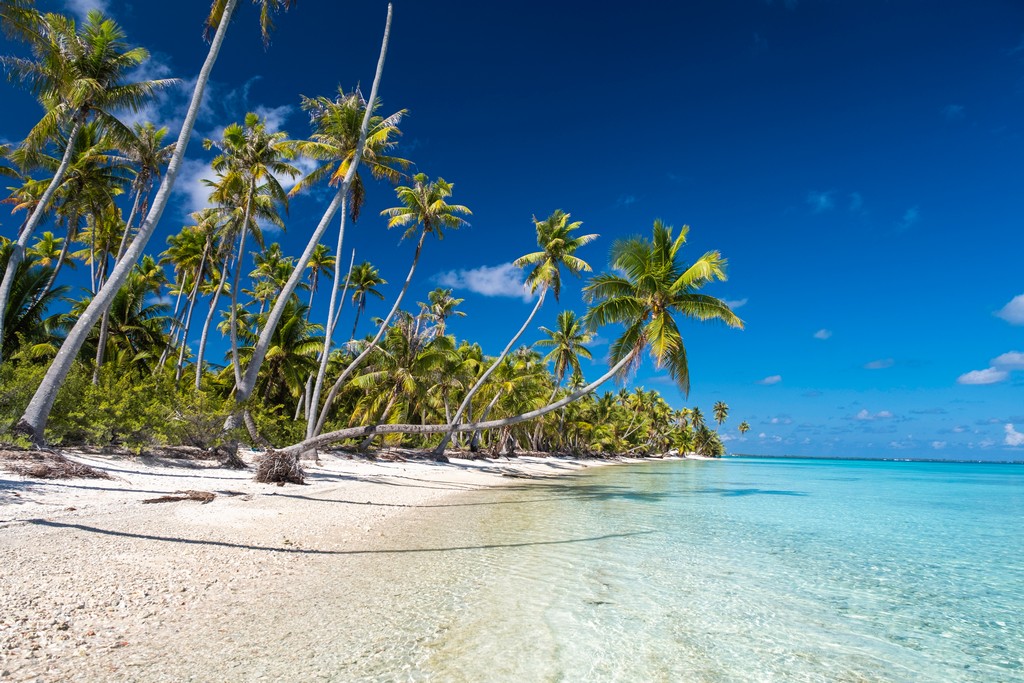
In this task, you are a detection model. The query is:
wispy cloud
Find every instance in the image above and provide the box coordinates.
[65,0,110,20]
[864,358,894,370]
[1005,424,1024,447]
[957,367,1009,385]
[896,206,921,231]
[1007,34,1024,56]
[855,409,894,421]
[813,328,832,340]
[806,190,834,213]
[995,294,1024,325]
[614,194,637,208]
[931,441,947,450]
[752,32,769,54]
[252,104,294,133]
[435,263,533,302]
[941,104,965,121]
[848,192,864,212]
[758,375,782,385]
[725,297,748,309]
[173,158,214,216]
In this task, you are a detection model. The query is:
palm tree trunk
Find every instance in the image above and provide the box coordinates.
[229,198,252,386]
[312,227,425,437]
[277,347,641,458]
[531,382,560,451]
[470,390,503,452]
[359,389,399,451]
[434,287,546,456]
[0,117,85,367]
[229,3,393,429]
[172,243,210,383]
[194,252,231,390]
[16,0,240,444]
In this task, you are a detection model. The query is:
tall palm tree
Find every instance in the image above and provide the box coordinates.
[531,309,593,448]
[0,8,170,366]
[434,210,596,456]
[347,261,387,340]
[738,421,750,437]
[713,401,729,431]
[203,111,298,385]
[231,5,395,438]
[309,173,470,438]
[17,0,297,444]
[281,221,742,458]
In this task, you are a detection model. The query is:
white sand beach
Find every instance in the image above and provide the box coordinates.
[0,450,668,681]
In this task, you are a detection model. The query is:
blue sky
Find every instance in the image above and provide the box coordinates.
[3,1,1023,460]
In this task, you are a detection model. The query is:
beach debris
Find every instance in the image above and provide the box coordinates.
[0,450,112,480]
[141,490,216,504]
[254,450,305,485]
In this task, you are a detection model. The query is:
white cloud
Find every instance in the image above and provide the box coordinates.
[855,409,894,421]
[992,351,1024,370]
[864,358,894,370]
[931,441,947,450]
[115,55,195,135]
[813,328,832,340]
[995,294,1024,325]
[896,206,921,231]
[435,263,533,302]
[253,104,295,133]
[725,298,748,309]
[65,0,110,20]
[806,190,834,213]
[957,367,1009,385]
[757,375,782,385]
[173,158,215,216]
[1005,424,1024,447]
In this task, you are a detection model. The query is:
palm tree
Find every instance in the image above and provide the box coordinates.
[713,400,729,431]
[281,221,742,458]
[434,210,596,456]
[231,5,395,439]
[309,173,470,438]
[304,242,334,320]
[738,421,750,437]
[423,287,465,336]
[0,8,171,366]
[531,309,592,448]
[0,239,67,360]
[204,111,298,385]
[347,261,387,340]
[17,0,297,444]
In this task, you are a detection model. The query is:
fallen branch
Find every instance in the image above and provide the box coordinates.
[142,490,216,504]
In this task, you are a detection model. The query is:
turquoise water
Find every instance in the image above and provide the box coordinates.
[342,458,1024,681]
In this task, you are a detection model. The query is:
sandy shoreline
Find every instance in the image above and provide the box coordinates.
[0,449,684,681]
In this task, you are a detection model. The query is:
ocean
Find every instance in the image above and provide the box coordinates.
[337,457,1024,682]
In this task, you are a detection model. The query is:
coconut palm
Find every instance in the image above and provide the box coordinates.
[0,9,171,366]
[203,112,298,385]
[347,261,387,340]
[535,310,593,392]
[0,239,67,360]
[434,210,596,456]
[309,173,470,438]
[738,421,750,436]
[422,287,465,337]
[304,242,334,320]
[713,400,729,431]
[17,0,297,444]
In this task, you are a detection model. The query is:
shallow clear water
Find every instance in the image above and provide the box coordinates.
[337,458,1024,682]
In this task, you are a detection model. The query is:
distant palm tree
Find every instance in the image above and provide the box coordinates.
[713,401,729,431]
[348,261,387,340]
[423,287,465,336]
[304,243,334,320]
[738,421,750,436]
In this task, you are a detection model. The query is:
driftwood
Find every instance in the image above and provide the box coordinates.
[142,490,216,504]
[255,450,304,485]
[0,450,111,480]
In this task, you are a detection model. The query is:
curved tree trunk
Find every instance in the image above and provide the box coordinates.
[194,251,231,390]
[277,348,639,458]
[312,227,426,437]
[229,3,393,428]
[434,287,546,456]
[16,0,240,444]
[0,117,84,367]
[229,198,252,386]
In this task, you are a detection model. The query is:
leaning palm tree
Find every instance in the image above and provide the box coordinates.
[17,0,297,444]
[304,242,334,319]
[229,5,395,441]
[423,287,465,337]
[279,220,743,459]
[433,210,596,456]
[308,172,470,438]
[0,8,171,366]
